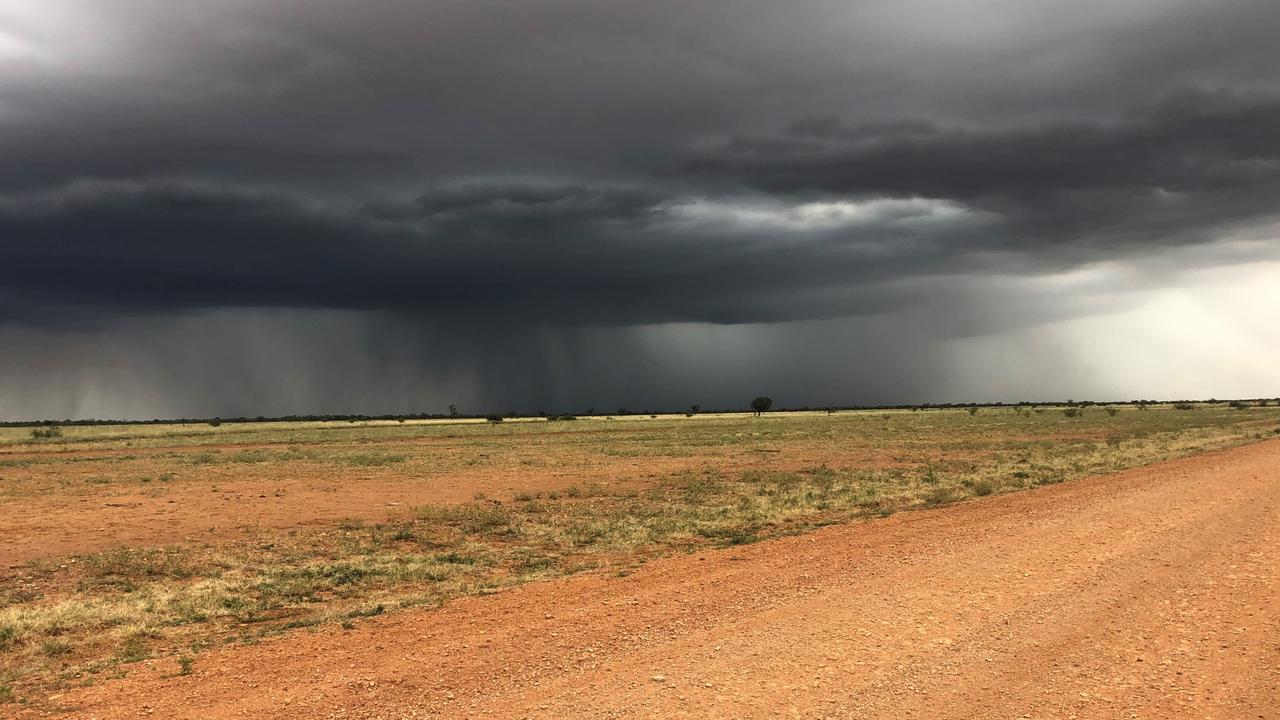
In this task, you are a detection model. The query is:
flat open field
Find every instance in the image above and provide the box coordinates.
[2,405,1278,714]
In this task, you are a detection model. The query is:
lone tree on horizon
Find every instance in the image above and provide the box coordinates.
[750,396,773,416]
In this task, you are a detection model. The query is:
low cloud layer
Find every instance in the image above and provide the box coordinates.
[1,0,1278,418]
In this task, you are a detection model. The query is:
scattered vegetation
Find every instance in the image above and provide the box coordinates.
[339,452,407,467]
[1,403,1278,705]
[29,426,63,440]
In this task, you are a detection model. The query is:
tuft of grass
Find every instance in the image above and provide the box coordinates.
[80,547,197,589]
[346,604,385,619]
[0,622,21,650]
[116,634,149,664]
[337,452,406,467]
[966,478,997,496]
[696,526,759,546]
[177,655,194,675]
[185,451,221,465]
[40,639,71,658]
[419,504,516,536]
[437,552,477,565]
[923,486,961,506]
[387,525,415,542]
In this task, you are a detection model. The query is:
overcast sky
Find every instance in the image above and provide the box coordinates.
[2,0,1278,419]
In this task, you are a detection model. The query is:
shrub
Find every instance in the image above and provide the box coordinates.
[1173,402,1196,410]
[1105,407,1119,416]
[30,425,64,439]
[1063,407,1082,418]
[967,406,978,416]
[485,414,504,423]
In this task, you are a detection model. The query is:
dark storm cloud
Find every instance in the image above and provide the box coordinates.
[690,90,1280,257]
[3,89,1278,328]
[0,177,928,326]
[698,93,1280,201]
[2,0,1280,416]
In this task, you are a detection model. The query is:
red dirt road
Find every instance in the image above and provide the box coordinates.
[46,440,1280,719]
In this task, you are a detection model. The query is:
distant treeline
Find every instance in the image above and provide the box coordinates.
[2,397,1277,428]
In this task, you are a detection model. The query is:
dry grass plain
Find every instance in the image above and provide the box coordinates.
[1,404,1278,710]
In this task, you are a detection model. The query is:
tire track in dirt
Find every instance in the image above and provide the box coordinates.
[42,439,1280,719]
